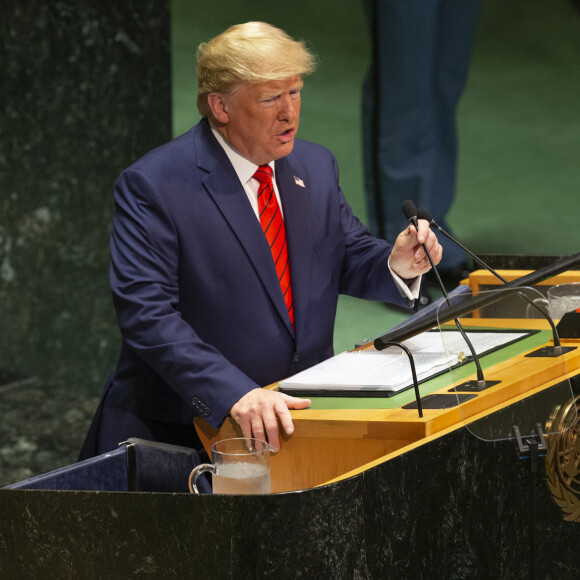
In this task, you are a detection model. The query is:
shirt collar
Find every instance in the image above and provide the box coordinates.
[210,125,275,185]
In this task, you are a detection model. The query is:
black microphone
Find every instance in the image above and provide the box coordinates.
[416,207,568,355]
[380,341,423,418]
[401,199,418,226]
[399,200,498,391]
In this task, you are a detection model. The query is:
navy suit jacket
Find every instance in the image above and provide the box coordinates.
[80,118,408,458]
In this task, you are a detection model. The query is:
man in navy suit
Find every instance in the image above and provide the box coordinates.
[79,22,442,459]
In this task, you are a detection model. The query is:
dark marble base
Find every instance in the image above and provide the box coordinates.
[0,0,171,390]
[0,0,172,487]
[2,382,579,578]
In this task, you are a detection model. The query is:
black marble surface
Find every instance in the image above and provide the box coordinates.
[0,0,171,483]
[1,382,579,578]
[0,0,171,388]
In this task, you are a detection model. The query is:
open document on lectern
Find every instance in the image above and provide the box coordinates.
[278,329,532,397]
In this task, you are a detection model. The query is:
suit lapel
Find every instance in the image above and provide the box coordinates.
[275,156,313,343]
[193,121,295,336]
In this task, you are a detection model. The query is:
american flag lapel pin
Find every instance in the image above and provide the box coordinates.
[293,176,306,188]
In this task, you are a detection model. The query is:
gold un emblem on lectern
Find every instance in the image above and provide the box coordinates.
[545,395,580,522]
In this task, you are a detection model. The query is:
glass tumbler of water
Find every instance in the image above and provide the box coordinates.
[548,283,580,320]
[189,437,272,495]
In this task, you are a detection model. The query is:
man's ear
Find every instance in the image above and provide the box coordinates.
[207,93,229,124]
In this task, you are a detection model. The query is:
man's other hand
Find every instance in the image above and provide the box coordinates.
[230,388,311,452]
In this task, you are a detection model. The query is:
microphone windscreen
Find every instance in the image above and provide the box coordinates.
[401,200,417,220]
[416,207,433,222]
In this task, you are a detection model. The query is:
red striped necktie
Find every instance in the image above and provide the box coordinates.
[253,165,294,328]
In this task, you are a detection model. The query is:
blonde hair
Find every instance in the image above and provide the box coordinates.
[196,22,317,117]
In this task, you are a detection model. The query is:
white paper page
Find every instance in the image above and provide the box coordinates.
[280,350,456,392]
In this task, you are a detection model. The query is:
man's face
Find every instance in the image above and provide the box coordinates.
[218,75,303,165]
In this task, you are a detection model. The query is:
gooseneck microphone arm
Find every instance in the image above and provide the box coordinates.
[401,200,449,299]
[416,207,505,282]
[401,200,488,387]
[415,207,563,350]
[381,341,423,418]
